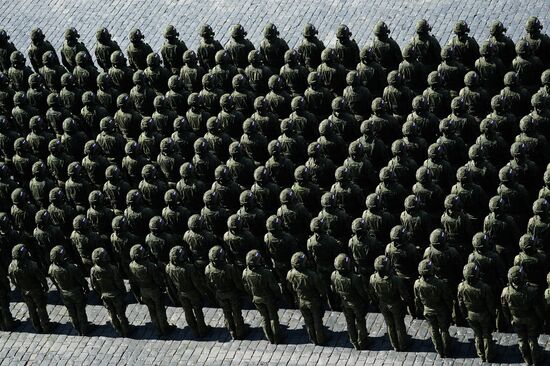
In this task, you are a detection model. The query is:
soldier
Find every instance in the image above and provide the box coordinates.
[463,144,498,194]
[501,266,544,365]
[366,97,400,145]
[165,246,209,337]
[144,53,170,94]
[0,74,15,116]
[488,21,515,67]
[82,141,109,188]
[457,263,495,362]
[304,71,333,119]
[459,71,490,122]
[437,46,466,96]
[231,74,255,116]
[11,92,37,134]
[0,256,16,331]
[197,25,223,71]
[448,21,480,70]
[145,216,174,268]
[513,234,547,290]
[29,161,55,209]
[370,21,402,71]
[330,166,364,218]
[342,71,372,121]
[70,214,103,272]
[286,252,326,345]
[298,23,325,72]
[245,50,272,94]
[90,248,131,337]
[362,193,395,246]
[65,162,92,213]
[474,41,505,96]
[522,16,550,65]
[513,40,543,93]
[94,28,121,72]
[276,188,311,246]
[205,245,247,340]
[334,25,360,69]
[369,255,412,351]
[8,244,52,333]
[225,24,255,70]
[356,47,386,98]
[279,50,308,97]
[217,94,243,140]
[331,253,370,349]
[211,50,238,92]
[73,51,99,92]
[348,218,381,278]
[242,250,282,344]
[414,259,454,358]
[410,19,441,72]
[224,214,258,275]
[138,164,167,211]
[226,142,254,189]
[157,138,184,186]
[0,29,17,74]
[527,198,550,250]
[40,51,67,93]
[47,187,75,236]
[176,163,208,213]
[375,167,407,218]
[126,29,153,71]
[356,120,390,171]
[96,73,119,115]
[110,215,139,281]
[27,28,57,73]
[33,209,65,272]
[164,76,188,117]
[266,140,295,188]
[10,188,38,242]
[27,74,48,114]
[161,25,187,75]
[60,27,90,73]
[386,139,418,188]
[108,51,133,93]
[129,244,174,336]
[450,166,488,229]
[260,23,289,72]
[48,245,90,335]
[123,189,154,241]
[236,190,265,238]
[162,189,189,237]
[204,118,232,162]
[317,48,347,95]
[421,71,451,120]
[250,166,279,214]
[184,214,218,276]
[186,94,210,135]
[201,189,230,239]
[342,141,377,192]
[400,195,432,251]
[180,50,206,93]
[130,71,155,116]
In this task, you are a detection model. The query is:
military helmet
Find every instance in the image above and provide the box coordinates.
[11,188,27,205]
[525,16,542,32]
[418,259,434,276]
[453,20,470,34]
[334,253,351,271]
[318,119,332,135]
[472,232,489,249]
[279,188,296,204]
[374,255,390,273]
[30,27,45,42]
[169,245,186,264]
[390,225,407,242]
[230,24,247,38]
[227,214,242,231]
[490,21,506,35]
[75,51,89,65]
[365,193,381,209]
[34,209,51,226]
[416,19,432,33]
[379,167,395,182]
[64,27,80,40]
[187,93,201,107]
[220,94,233,109]
[307,71,320,85]
[490,95,505,111]
[348,140,365,158]
[124,140,140,156]
[331,96,345,111]
[291,96,306,111]
[13,91,27,106]
[130,244,146,261]
[373,21,389,35]
[359,47,375,62]
[28,73,43,88]
[351,217,367,234]
[336,24,351,39]
[456,166,472,183]
[519,115,536,133]
[515,39,530,56]
[188,214,203,231]
[129,28,144,42]
[346,70,360,86]
[49,245,67,263]
[391,139,407,156]
[203,189,219,206]
[268,140,282,156]
[415,166,432,184]
[440,45,454,60]
[111,50,126,66]
[62,117,77,133]
[439,118,455,134]
[111,215,127,231]
[72,214,88,231]
[214,50,230,65]
[294,165,310,182]
[84,140,101,156]
[533,198,549,215]
[29,115,44,131]
[49,187,65,204]
[540,70,550,86]
[10,51,26,65]
[498,166,515,183]
[463,71,479,87]
[248,50,262,64]
[427,71,442,86]
[387,70,401,85]
[88,190,104,205]
[307,141,322,157]
[183,50,197,63]
[168,75,181,91]
[488,195,506,213]
[507,265,525,285]
[47,92,61,107]
[444,194,461,210]
[239,190,255,207]
[544,170,550,185]
[246,249,262,268]
[479,41,495,56]
[11,243,28,260]
[164,189,179,205]
[303,23,318,37]
[463,263,480,281]
[178,161,194,179]
[193,137,208,154]
[518,234,535,252]
[96,27,110,41]
[92,247,109,266]
[371,97,386,113]
[404,194,420,211]
[402,43,416,59]
[32,161,47,177]
[320,48,335,63]
[291,251,307,269]
[126,189,142,206]
[411,95,428,112]
[14,137,29,153]
[429,228,446,246]
[266,215,282,232]
[116,93,131,108]
[208,245,225,263]
[60,72,74,87]
[141,164,157,180]
[468,144,484,160]
[263,23,279,38]
[132,70,147,85]
[320,192,336,208]
[164,25,179,38]
[149,216,165,232]
[199,24,214,37]
[310,217,326,233]
[254,166,269,183]
[334,166,350,182]
[503,71,517,86]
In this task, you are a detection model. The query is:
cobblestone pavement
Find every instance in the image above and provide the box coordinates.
[1,0,550,365]
[0,283,549,366]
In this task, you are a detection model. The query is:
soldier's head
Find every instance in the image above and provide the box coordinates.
[159,137,175,156]
[116,93,131,110]
[293,165,310,185]
[133,70,147,87]
[208,245,226,267]
[462,263,480,284]
[188,91,203,109]
[359,47,376,63]
[28,73,43,89]
[237,190,254,210]
[374,255,390,276]
[32,161,47,179]
[206,116,221,134]
[284,49,299,66]
[96,27,111,43]
[129,28,144,43]
[348,141,365,161]
[320,48,336,64]
[164,25,179,41]
[371,97,386,115]
[183,49,197,66]
[411,95,428,114]
[50,245,68,265]
[199,24,215,41]
[230,24,247,40]
[141,164,158,182]
[334,253,351,274]
[72,214,89,233]
[242,118,258,135]
[490,21,507,36]
[307,71,320,88]
[540,70,550,89]
[402,43,417,61]
[334,166,350,185]
[503,71,518,87]
[366,193,382,212]
[418,259,434,277]
[279,188,296,206]
[488,195,507,216]
[179,162,195,181]
[126,189,143,208]
[254,96,268,113]
[479,41,496,58]
[533,198,549,218]
[427,71,442,88]
[291,251,307,270]
[14,136,30,155]
[510,142,527,163]
[302,23,318,39]
[444,194,462,216]
[451,97,466,116]
[266,215,282,233]
[320,192,336,211]
[318,119,333,137]
[92,247,110,267]
[149,216,165,234]
[468,143,485,163]
[351,218,367,236]
[88,190,104,209]
[391,139,407,159]
[220,93,234,112]
[97,72,112,91]
[111,50,126,67]
[64,27,80,45]
[246,249,263,269]
[169,246,187,266]
[46,92,61,108]
[307,141,322,159]
[13,91,27,107]
[163,189,179,208]
[203,189,220,209]
[472,232,490,253]
[429,228,446,249]
[390,225,408,246]
[373,21,390,38]
[453,20,470,39]
[310,217,327,235]
[193,137,209,156]
[456,166,472,186]
[515,39,531,57]
[345,71,360,88]
[519,115,536,135]
[440,45,455,62]
[525,16,543,36]
[336,24,351,41]
[11,243,29,261]
[153,95,167,112]
[268,75,284,92]
[507,265,525,288]
[124,140,141,158]
[253,166,270,185]
[188,214,204,232]
[214,50,231,66]
[498,166,515,185]
[438,118,455,136]
[11,188,28,207]
[29,115,45,133]
[30,27,45,45]
[531,93,547,112]
[404,194,420,214]
[263,23,279,40]
[0,213,11,232]
[416,19,432,35]
[227,214,243,233]
[173,116,191,135]
[291,96,306,113]
[463,71,479,88]
[111,215,128,234]
[518,234,536,254]
[232,74,247,92]
[387,70,401,87]
[75,51,90,66]
[84,140,101,157]
[35,209,51,228]
[415,166,432,185]
[379,167,396,185]
[49,187,66,206]
[130,244,147,263]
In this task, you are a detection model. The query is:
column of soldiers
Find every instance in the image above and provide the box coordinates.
[0,15,549,364]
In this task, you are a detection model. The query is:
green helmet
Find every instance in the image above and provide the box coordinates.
[390,225,407,243]
[533,198,549,216]
[418,259,434,276]
[351,218,367,234]
[303,23,318,37]
[169,245,186,265]
[208,245,226,264]
[188,214,204,231]
[72,214,89,231]
[227,214,242,231]
[374,255,390,273]
[518,234,535,252]
[111,215,127,232]
[35,209,51,226]
[310,217,326,233]
[429,228,446,247]
[334,253,351,271]
[11,243,28,260]
[453,20,470,34]
[291,251,307,269]
[525,16,542,32]
[472,232,489,250]
[462,263,480,281]
[149,216,165,232]
[92,247,109,266]
[246,249,262,268]
[49,245,67,264]
[507,265,525,286]
[266,215,282,232]
[130,244,147,261]
[279,188,295,205]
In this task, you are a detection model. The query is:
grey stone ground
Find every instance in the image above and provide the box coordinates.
[1,0,550,364]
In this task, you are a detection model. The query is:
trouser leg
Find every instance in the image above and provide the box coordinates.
[255,302,274,343]
[342,308,359,348]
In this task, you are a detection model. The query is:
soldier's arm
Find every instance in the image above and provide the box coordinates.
[367,276,378,304]
[483,284,495,314]
[413,280,423,316]
[231,265,245,292]
[500,288,511,323]
[89,269,100,293]
[456,283,468,318]
[267,270,282,298]
[74,265,90,293]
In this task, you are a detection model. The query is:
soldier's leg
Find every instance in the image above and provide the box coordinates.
[342,307,359,349]
[113,296,131,336]
[75,299,89,335]
[0,293,15,330]
[468,318,485,361]
[230,295,246,339]
[218,298,237,338]
[63,299,81,333]
[179,296,198,334]
[141,296,161,332]
[23,295,42,331]
[255,302,274,343]
[299,306,317,344]
[266,301,281,344]
[425,313,444,357]
[480,317,494,363]
[391,306,409,351]
[380,307,399,350]
[103,298,123,335]
[152,296,171,335]
[34,293,51,332]
[189,296,208,337]
[355,308,369,350]
[311,302,326,345]
[439,312,452,357]
[526,321,541,365]
[513,323,532,365]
